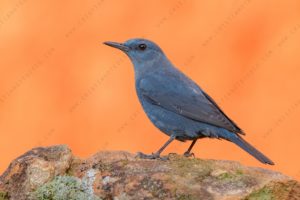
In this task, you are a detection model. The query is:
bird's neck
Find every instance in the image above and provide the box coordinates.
[133,55,173,80]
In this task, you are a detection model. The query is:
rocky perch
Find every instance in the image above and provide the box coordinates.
[0,145,299,200]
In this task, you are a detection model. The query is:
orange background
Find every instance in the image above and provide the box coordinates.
[1,0,300,180]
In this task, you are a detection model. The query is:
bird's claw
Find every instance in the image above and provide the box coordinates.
[183,151,195,158]
[136,152,168,160]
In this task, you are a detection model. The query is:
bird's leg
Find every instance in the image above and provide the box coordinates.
[136,135,176,160]
[183,139,197,157]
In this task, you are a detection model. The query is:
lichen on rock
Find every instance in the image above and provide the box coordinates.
[244,180,300,200]
[31,176,101,200]
[0,191,8,200]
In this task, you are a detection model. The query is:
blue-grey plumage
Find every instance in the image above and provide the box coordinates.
[103,38,274,165]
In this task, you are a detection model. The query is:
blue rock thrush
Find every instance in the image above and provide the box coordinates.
[104,38,274,165]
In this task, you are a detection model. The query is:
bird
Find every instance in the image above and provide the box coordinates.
[103,38,274,165]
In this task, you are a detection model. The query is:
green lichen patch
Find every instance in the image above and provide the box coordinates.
[216,169,244,181]
[169,156,213,182]
[31,176,101,200]
[212,172,256,192]
[0,191,8,200]
[244,180,300,200]
[245,186,273,200]
[236,169,244,175]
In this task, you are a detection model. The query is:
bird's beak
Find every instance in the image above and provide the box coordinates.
[103,41,129,52]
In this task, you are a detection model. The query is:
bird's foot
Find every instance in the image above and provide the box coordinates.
[136,152,168,160]
[183,151,195,158]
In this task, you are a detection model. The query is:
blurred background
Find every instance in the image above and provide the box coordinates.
[0,0,300,180]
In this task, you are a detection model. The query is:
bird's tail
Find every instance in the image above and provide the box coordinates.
[228,134,274,165]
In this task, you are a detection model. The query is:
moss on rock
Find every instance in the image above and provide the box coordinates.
[169,155,213,182]
[244,180,300,200]
[0,191,8,200]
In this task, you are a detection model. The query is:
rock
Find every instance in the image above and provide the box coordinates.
[0,145,72,200]
[0,145,299,200]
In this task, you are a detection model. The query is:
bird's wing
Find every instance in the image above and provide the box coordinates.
[138,74,244,134]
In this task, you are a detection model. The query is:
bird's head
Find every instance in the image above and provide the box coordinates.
[104,38,166,69]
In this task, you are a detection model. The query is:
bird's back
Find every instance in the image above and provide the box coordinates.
[135,63,243,135]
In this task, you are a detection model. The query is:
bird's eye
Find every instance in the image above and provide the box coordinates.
[138,44,147,51]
